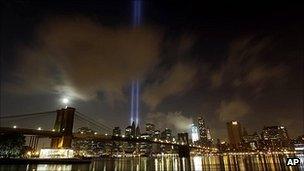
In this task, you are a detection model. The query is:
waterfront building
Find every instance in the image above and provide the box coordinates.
[227,121,243,150]
[140,133,152,155]
[154,130,161,139]
[242,132,260,151]
[190,124,199,143]
[261,126,291,150]
[217,139,230,152]
[197,115,213,146]
[161,128,172,140]
[125,126,133,138]
[72,127,103,157]
[145,123,155,135]
[113,127,121,137]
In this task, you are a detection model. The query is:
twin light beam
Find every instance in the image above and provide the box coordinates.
[130,0,142,126]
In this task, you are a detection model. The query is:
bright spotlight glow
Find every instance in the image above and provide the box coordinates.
[62,98,69,104]
[13,125,17,129]
[232,121,238,125]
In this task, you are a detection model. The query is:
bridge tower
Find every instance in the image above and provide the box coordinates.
[51,107,75,148]
[177,133,190,158]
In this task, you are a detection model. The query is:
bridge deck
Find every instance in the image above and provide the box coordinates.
[0,127,206,150]
[0,127,62,138]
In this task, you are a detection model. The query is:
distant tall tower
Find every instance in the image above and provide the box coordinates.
[227,121,243,149]
[197,115,213,146]
[198,116,207,141]
[190,124,199,143]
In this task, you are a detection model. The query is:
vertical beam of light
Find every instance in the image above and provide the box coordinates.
[130,81,135,125]
[132,0,142,27]
[132,1,137,27]
[138,0,141,25]
[135,80,140,126]
[130,0,142,126]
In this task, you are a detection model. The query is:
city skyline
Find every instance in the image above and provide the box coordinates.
[1,1,303,141]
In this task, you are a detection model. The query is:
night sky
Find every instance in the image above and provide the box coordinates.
[1,1,303,139]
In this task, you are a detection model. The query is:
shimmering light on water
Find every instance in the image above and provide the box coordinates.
[0,154,303,171]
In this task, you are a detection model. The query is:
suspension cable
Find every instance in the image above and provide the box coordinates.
[74,115,110,132]
[75,112,111,131]
[0,111,57,119]
[75,111,112,129]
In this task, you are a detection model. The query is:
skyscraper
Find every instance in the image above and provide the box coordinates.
[197,115,212,146]
[206,127,212,141]
[161,128,172,140]
[145,123,155,134]
[135,125,141,137]
[113,127,121,137]
[198,116,207,140]
[125,125,133,138]
[190,124,199,143]
[227,121,243,149]
[262,125,291,150]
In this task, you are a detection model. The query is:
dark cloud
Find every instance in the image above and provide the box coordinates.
[208,33,303,137]
[142,63,197,109]
[146,111,193,132]
[210,35,285,91]
[217,99,251,122]
[6,17,163,104]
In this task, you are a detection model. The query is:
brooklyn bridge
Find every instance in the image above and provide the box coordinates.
[0,107,216,158]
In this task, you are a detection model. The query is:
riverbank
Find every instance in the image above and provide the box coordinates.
[0,158,91,164]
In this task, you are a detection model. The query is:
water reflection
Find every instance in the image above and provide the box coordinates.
[0,154,303,171]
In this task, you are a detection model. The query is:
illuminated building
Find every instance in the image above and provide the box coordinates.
[113,127,121,137]
[217,139,230,152]
[197,115,212,146]
[293,135,304,152]
[161,128,172,140]
[242,132,260,151]
[140,133,152,155]
[206,128,212,141]
[72,127,103,157]
[198,116,207,140]
[160,128,173,153]
[145,123,155,134]
[227,121,243,150]
[125,126,133,138]
[261,126,291,150]
[40,148,74,158]
[124,123,138,154]
[190,124,199,143]
[154,130,161,139]
[125,121,136,138]
[112,127,123,155]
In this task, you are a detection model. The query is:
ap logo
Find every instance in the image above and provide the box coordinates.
[286,158,301,166]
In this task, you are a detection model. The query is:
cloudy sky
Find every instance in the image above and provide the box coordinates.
[1,1,303,139]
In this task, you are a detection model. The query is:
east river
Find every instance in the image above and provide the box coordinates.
[1,153,303,171]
